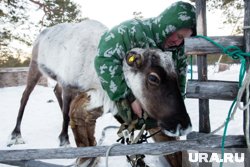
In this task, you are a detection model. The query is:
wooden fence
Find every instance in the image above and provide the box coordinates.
[0,132,246,167]
[184,1,250,167]
[0,67,47,88]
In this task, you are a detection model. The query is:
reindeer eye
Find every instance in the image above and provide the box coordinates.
[147,72,161,86]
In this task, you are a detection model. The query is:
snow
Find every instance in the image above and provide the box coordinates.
[0,64,244,167]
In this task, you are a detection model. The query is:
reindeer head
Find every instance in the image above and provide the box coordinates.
[123,48,192,136]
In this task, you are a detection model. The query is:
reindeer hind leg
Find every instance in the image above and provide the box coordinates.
[54,83,63,110]
[8,60,42,147]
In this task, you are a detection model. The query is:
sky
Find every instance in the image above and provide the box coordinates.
[74,0,233,36]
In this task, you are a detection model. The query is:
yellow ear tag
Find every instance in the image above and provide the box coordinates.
[128,55,136,63]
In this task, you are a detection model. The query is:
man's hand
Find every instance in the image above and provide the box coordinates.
[131,99,143,118]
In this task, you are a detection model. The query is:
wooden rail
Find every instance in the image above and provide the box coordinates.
[1,160,64,167]
[0,132,246,162]
[0,67,47,87]
[186,80,239,101]
[185,36,243,55]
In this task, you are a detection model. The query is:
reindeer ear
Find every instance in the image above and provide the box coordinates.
[126,51,143,68]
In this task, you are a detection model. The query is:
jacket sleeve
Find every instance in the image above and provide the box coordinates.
[94,28,134,101]
[173,47,188,97]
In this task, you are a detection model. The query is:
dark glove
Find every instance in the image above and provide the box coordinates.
[115,98,133,124]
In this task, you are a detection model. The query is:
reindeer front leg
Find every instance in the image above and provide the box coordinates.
[69,92,103,166]
[58,88,75,146]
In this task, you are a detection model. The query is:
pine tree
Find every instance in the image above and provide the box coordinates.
[0,0,84,67]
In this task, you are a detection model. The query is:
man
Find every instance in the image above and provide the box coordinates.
[94,1,196,166]
[95,1,196,118]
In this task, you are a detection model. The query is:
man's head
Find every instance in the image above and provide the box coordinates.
[151,1,196,49]
[163,28,193,49]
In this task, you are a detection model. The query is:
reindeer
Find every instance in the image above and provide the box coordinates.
[9,19,108,147]
[69,47,192,167]
[8,20,192,162]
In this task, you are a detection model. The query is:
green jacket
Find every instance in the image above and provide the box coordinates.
[95,1,196,102]
[94,1,196,126]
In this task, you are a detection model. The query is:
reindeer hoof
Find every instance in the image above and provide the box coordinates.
[75,157,100,167]
[7,134,25,147]
[59,136,70,147]
[59,141,70,147]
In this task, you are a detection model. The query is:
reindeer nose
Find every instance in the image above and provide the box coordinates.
[162,123,192,137]
[126,52,143,68]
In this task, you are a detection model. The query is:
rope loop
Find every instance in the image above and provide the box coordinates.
[195,35,250,61]
[223,46,242,60]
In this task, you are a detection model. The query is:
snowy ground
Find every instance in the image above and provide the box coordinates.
[0,64,245,167]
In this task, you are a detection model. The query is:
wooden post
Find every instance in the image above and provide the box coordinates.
[244,0,250,166]
[196,0,210,133]
[195,0,211,166]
